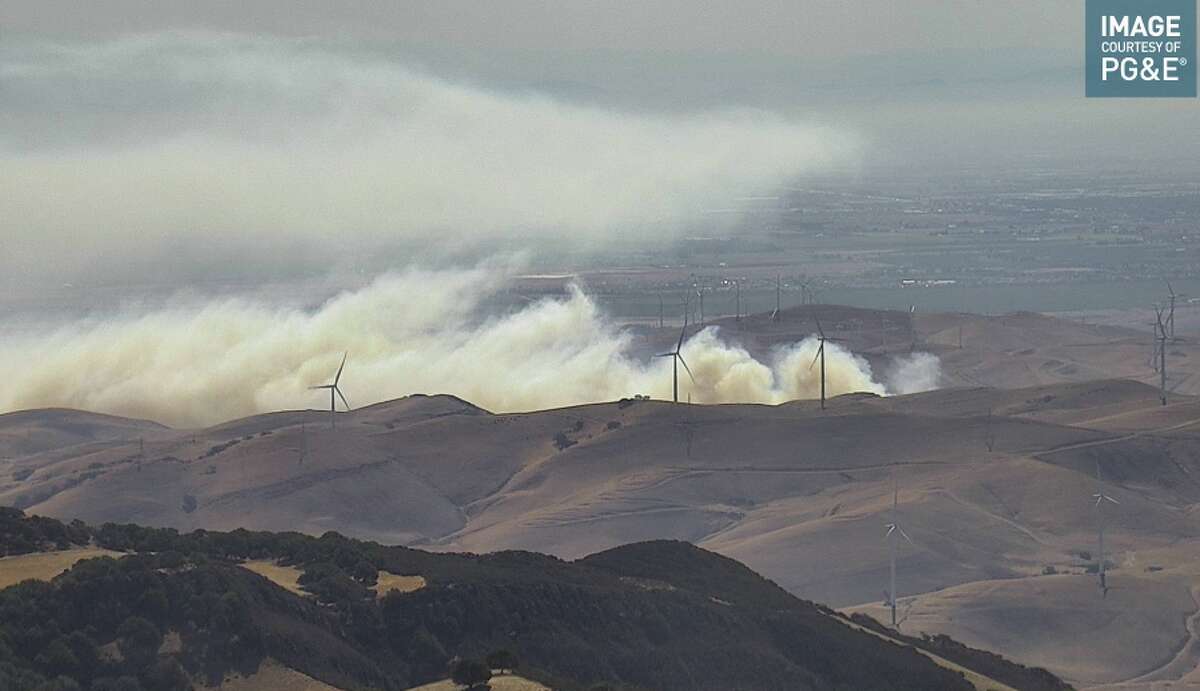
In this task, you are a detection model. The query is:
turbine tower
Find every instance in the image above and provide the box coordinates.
[809,316,845,410]
[1167,281,1177,340]
[658,294,664,329]
[884,468,913,627]
[1151,312,1162,373]
[772,274,782,322]
[909,305,917,351]
[1155,306,1168,406]
[734,280,742,322]
[310,351,350,429]
[300,422,307,465]
[1093,462,1119,597]
[657,315,695,403]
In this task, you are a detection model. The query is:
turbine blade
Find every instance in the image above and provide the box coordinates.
[335,387,350,411]
[814,315,824,338]
[1168,281,1175,297]
[898,526,913,544]
[334,351,348,386]
[677,322,687,350]
[677,354,696,383]
[1105,495,1119,504]
[310,385,333,390]
[809,344,823,371]
[655,352,675,358]
[886,524,896,537]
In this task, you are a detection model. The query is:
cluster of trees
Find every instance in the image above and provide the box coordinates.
[0,553,265,691]
[446,650,520,690]
[0,507,90,556]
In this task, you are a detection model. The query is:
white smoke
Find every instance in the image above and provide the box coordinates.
[0,34,860,286]
[0,267,901,427]
[884,352,943,395]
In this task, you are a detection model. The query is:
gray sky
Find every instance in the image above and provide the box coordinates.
[2,1,1075,56]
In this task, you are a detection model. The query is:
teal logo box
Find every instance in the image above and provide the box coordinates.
[1086,0,1196,97]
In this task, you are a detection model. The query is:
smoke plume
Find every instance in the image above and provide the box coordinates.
[0,267,911,427]
[0,34,859,289]
[884,352,943,395]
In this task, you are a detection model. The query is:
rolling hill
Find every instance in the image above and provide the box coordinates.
[0,510,1064,691]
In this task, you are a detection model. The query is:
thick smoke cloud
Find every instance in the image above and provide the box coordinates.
[0,267,903,427]
[0,34,858,287]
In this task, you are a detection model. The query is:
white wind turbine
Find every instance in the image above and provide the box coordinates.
[310,351,350,429]
[909,305,917,351]
[657,314,696,404]
[1167,281,1177,340]
[809,316,846,410]
[772,274,782,321]
[884,468,913,627]
[1155,306,1168,406]
[1093,462,1119,597]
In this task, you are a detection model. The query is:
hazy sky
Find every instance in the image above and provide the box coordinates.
[2,1,1074,55]
[2,1,1197,295]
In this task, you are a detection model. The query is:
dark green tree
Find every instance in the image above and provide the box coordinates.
[116,617,161,670]
[485,649,518,675]
[450,658,491,690]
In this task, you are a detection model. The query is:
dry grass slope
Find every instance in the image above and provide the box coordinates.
[203,658,342,691]
[832,614,1017,691]
[0,547,121,589]
[375,571,426,598]
[407,673,550,691]
[239,560,307,596]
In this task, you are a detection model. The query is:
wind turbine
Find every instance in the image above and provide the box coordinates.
[1093,462,1119,597]
[800,278,817,305]
[909,305,917,351]
[1167,282,1177,340]
[1155,306,1168,406]
[311,351,350,429]
[772,274,782,322]
[1150,311,1162,373]
[809,316,845,410]
[884,468,913,627]
[657,315,695,403]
